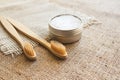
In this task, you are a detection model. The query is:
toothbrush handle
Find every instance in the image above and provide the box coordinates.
[0,16,37,60]
[0,16,23,47]
[6,17,51,48]
[6,17,68,59]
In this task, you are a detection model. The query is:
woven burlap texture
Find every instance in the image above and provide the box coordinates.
[0,5,98,57]
[0,0,120,80]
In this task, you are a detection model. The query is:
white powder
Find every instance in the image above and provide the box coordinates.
[50,15,82,30]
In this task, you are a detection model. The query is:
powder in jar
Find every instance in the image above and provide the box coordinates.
[50,15,82,30]
[49,14,82,43]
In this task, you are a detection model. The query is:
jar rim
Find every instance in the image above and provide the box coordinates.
[49,14,82,31]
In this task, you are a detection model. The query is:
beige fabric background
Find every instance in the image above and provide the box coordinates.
[0,4,97,56]
[0,0,120,80]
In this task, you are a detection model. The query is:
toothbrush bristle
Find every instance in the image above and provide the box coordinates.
[50,40,66,55]
[23,42,35,56]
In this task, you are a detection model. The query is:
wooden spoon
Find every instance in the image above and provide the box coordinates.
[6,17,67,59]
[0,16,36,61]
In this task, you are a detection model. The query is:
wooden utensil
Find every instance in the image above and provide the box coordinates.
[0,16,36,61]
[6,17,67,59]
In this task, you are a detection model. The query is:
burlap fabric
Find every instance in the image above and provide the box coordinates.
[0,0,119,80]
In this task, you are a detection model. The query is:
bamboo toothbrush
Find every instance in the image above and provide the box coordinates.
[6,17,67,59]
[0,16,36,61]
